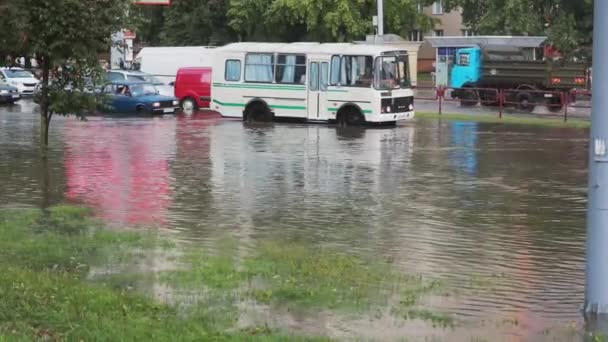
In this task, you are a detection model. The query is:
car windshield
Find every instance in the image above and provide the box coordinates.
[374,55,410,90]
[4,69,34,78]
[127,74,162,85]
[129,84,158,97]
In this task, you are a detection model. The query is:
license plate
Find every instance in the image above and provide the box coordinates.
[11,95,19,99]
[163,108,174,113]
[544,94,554,98]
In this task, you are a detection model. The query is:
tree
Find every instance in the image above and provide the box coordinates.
[160,0,237,46]
[0,0,130,149]
[230,0,438,42]
[458,0,593,59]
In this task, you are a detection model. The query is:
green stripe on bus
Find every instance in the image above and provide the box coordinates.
[213,99,306,111]
[213,99,245,107]
[328,107,373,115]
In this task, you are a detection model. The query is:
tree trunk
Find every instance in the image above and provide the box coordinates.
[39,55,51,151]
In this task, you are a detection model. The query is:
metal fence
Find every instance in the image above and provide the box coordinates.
[414,86,592,122]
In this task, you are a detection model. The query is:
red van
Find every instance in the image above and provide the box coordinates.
[174,67,212,111]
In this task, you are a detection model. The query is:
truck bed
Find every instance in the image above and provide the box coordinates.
[482,60,587,90]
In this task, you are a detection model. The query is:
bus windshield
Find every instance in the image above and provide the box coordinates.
[374,55,410,90]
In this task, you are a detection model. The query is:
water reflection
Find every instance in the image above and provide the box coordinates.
[0,107,592,340]
[64,117,176,225]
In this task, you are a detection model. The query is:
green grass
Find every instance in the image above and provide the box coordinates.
[0,207,328,341]
[416,112,590,129]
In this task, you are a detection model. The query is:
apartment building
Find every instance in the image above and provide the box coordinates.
[410,0,471,72]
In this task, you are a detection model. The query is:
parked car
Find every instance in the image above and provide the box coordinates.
[105,70,173,97]
[0,80,20,104]
[174,67,212,111]
[0,68,39,96]
[100,81,179,115]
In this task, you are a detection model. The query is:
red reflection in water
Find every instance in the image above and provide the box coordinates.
[64,118,176,225]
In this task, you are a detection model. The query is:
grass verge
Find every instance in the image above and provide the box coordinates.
[0,207,328,341]
[416,112,590,129]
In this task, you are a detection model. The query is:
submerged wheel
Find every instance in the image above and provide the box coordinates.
[516,92,535,113]
[460,89,479,107]
[136,105,146,114]
[244,101,272,122]
[181,98,197,113]
[337,107,365,126]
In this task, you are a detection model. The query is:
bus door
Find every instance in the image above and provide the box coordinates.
[308,61,329,120]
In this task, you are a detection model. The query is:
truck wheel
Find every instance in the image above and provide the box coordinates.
[460,89,479,107]
[516,93,535,113]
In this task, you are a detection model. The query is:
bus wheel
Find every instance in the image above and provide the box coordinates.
[516,92,535,112]
[245,102,272,122]
[338,107,364,126]
[460,89,479,107]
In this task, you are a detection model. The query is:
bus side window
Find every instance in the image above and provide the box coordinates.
[225,60,241,81]
[330,55,341,85]
[320,62,328,91]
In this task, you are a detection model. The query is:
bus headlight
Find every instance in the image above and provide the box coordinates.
[153,102,161,108]
[409,104,414,111]
[385,106,391,113]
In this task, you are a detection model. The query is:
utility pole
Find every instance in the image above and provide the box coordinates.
[586,0,608,316]
[377,0,384,36]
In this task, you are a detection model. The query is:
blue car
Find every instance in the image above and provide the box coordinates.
[101,81,180,115]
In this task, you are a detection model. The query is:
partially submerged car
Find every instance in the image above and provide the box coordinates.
[101,81,179,115]
[0,80,20,104]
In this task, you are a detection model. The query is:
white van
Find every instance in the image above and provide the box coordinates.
[134,46,216,85]
[0,68,39,96]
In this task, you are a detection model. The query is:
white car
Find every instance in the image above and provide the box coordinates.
[106,70,174,97]
[0,68,39,96]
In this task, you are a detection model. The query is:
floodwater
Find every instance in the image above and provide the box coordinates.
[0,100,593,341]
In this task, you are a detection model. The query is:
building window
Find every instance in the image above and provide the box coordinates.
[225,60,241,81]
[461,29,475,37]
[245,53,274,83]
[275,54,307,84]
[409,31,424,42]
[432,0,444,15]
[433,30,444,37]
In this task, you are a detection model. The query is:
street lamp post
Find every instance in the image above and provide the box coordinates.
[377,0,384,36]
[586,0,608,317]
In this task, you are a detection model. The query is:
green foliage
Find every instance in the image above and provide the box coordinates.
[458,0,593,59]
[135,0,438,44]
[160,0,236,45]
[0,0,130,146]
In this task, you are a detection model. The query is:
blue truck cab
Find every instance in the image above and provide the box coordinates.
[450,47,482,89]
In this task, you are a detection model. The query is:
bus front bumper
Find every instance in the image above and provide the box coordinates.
[366,111,415,122]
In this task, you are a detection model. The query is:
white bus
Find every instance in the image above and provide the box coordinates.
[134,46,216,84]
[211,43,415,125]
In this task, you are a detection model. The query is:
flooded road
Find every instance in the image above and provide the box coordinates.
[0,101,590,341]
